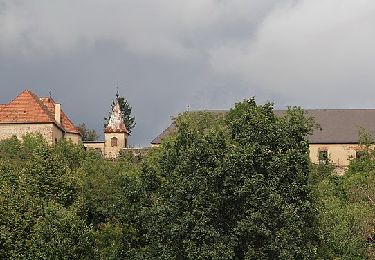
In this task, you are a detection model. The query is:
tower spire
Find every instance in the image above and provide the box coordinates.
[104,97,128,134]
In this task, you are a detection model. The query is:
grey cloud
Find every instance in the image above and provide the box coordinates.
[1,0,374,145]
[0,0,278,57]
[210,0,375,107]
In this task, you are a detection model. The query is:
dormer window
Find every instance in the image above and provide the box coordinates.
[111,137,118,147]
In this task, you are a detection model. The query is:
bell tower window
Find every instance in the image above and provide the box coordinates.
[111,137,118,147]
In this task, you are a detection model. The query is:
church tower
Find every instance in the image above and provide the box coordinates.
[104,94,129,158]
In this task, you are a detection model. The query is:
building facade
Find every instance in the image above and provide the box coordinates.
[0,90,81,144]
[151,109,375,167]
[0,90,129,158]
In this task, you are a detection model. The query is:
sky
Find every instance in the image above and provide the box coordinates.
[1,0,375,146]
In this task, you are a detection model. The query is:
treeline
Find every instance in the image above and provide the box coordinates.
[0,99,374,259]
[311,140,375,258]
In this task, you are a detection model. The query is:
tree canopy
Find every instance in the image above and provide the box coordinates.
[77,123,99,141]
[4,98,375,259]
[141,99,318,259]
[117,96,136,133]
[0,134,142,259]
[311,131,375,259]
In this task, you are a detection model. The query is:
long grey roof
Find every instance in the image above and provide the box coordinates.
[151,109,375,145]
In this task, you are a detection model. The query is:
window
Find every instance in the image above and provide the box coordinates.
[318,150,328,165]
[111,137,118,147]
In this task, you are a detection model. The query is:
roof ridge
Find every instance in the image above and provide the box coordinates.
[39,94,81,134]
[0,90,57,124]
[40,96,57,104]
[26,90,56,122]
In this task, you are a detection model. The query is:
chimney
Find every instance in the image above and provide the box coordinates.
[55,103,61,124]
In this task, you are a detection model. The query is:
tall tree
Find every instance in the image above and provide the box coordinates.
[0,134,95,259]
[141,99,318,259]
[117,96,136,134]
[311,130,375,259]
[77,123,99,141]
[0,134,144,259]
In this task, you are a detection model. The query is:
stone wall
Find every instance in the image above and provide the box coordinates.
[0,123,57,144]
[52,125,64,143]
[309,144,360,167]
[104,132,128,158]
[83,142,105,155]
[64,133,82,144]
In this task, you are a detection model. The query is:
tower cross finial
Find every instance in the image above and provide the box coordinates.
[116,86,119,99]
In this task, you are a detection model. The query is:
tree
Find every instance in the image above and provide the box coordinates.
[105,95,136,134]
[0,134,144,259]
[141,99,318,259]
[118,97,136,134]
[311,130,375,259]
[0,134,95,259]
[77,123,99,141]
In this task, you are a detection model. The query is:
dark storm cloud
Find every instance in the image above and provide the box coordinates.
[1,0,374,145]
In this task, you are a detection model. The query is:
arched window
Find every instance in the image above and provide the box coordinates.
[111,137,118,147]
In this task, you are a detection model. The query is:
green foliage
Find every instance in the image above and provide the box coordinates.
[0,135,25,159]
[0,135,144,259]
[27,202,94,260]
[142,99,318,259]
[311,131,375,259]
[118,97,136,134]
[8,99,375,259]
[311,165,374,259]
[77,122,99,141]
[0,136,93,259]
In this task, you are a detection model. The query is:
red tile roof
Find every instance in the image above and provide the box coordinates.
[61,111,80,134]
[0,90,55,123]
[40,97,81,134]
[0,90,80,135]
[104,124,128,133]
